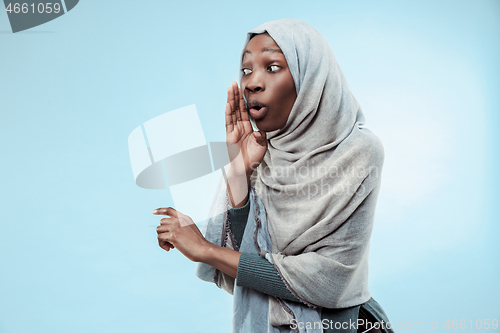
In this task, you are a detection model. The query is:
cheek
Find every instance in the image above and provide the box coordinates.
[277,77,296,105]
[271,81,295,123]
[280,70,294,88]
[286,75,296,97]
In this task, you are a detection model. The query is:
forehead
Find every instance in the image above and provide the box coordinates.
[242,33,283,60]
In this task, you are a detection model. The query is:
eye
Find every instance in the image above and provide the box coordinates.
[268,65,280,72]
[242,68,252,76]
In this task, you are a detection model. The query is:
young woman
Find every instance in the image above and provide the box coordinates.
[153,19,394,333]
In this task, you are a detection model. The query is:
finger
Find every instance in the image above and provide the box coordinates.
[161,235,175,249]
[253,130,267,146]
[225,102,234,134]
[238,86,249,122]
[232,82,242,123]
[156,224,170,233]
[160,217,173,224]
[161,219,179,228]
[158,238,174,250]
[153,207,178,217]
[158,232,172,242]
[227,85,237,126]
[226,84,232,104]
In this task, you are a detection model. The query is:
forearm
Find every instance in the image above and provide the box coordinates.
[202,243,241,279]
[201,244,298,302]
[237,253,300,302]
[197,179,249,281]
[226,170,252,208]
[203,203,297,302]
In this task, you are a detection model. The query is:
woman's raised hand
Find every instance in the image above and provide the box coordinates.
[225,81,267,178]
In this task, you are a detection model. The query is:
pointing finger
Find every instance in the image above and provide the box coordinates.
[152,207,178,217]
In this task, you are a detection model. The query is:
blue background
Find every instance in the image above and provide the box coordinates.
[1,0,499,332]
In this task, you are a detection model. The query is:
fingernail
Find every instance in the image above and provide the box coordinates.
[153,209,158,214]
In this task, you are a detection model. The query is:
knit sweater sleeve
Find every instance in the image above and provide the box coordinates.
[228,200,299,303]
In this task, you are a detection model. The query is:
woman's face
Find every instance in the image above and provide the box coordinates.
[240,33,297,132]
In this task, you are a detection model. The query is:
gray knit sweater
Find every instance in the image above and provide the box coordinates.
[229,200,299,302]
[229,201,366,333]
[228,201,395,333]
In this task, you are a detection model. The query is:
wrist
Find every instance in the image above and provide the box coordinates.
[227,168,252,187]
[226,170,250,208]
[200,241,216,264]
[200,242,241,279]
[227,166,246,179]
[201,242,225,267]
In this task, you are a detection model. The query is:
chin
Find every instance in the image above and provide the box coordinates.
[255,117,287,132]
[255,120,279,132]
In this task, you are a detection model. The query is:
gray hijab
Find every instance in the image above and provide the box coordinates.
[247,19,384,307]
[197,18,385,331]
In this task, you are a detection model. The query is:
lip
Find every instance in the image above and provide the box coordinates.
[247,100,268,120]
[248,106,268,120]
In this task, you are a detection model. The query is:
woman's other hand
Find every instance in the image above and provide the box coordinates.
[225,81,267,177]
[153,207,210,262]
[153,207,241,278]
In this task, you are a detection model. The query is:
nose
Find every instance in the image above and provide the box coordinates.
[245,71,264,93]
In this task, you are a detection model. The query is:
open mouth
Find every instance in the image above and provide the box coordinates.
[248,105,267,120]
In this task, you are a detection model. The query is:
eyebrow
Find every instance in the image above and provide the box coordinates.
[244,47,283,56]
